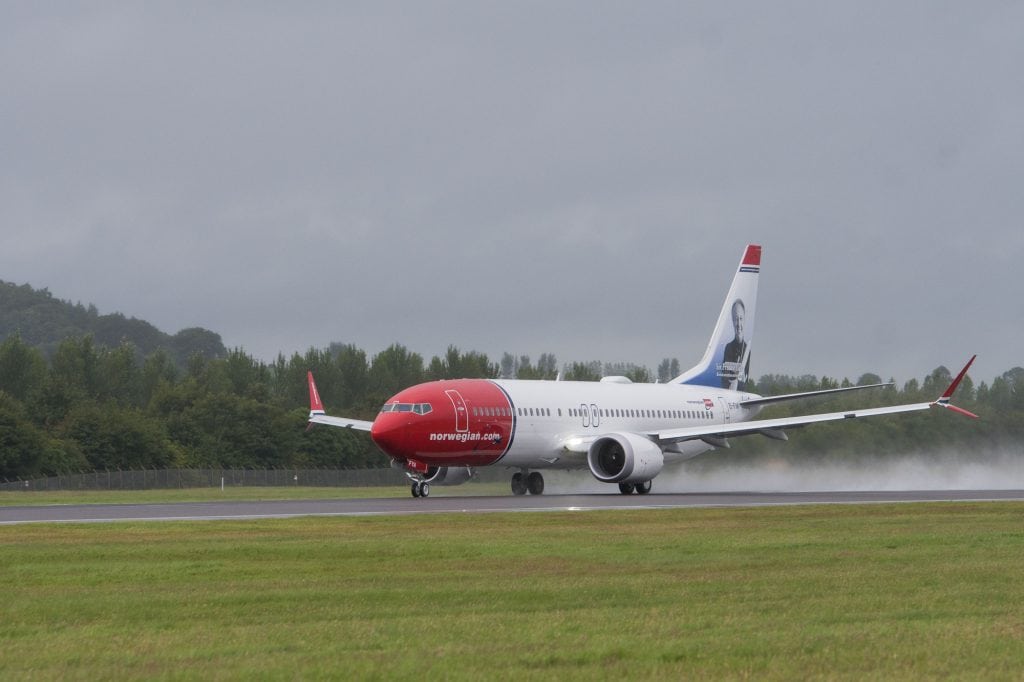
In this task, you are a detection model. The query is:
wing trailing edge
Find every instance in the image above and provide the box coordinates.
[740,381,894,408]
[655,356,979,445]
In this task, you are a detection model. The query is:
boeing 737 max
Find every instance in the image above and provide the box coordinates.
[307,244,977,497]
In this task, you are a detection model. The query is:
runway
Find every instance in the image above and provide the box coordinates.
[3,490,1024,525]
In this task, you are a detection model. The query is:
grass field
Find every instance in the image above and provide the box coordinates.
[2,503,1024,680]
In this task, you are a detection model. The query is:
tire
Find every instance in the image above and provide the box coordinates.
[618,482,636,495]
[511,472,527,496]
[420,483,430,498]
[635,480,652,495]
[526,471,545,495]
[411,482,421,498]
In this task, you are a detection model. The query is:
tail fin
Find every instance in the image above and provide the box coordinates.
[673,244,761,391]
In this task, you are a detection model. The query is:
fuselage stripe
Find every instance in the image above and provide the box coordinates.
[488,380,517,463]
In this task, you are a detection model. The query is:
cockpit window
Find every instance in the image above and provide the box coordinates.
[379,402,432,415]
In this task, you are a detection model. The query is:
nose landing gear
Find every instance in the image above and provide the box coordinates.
[409,480,430,498]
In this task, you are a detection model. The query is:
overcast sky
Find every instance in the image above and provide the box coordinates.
[3,3,1022,385]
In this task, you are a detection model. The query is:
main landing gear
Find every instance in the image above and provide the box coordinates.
[511,470,545,496]
[618,480,652,495]
[410,481,430,498]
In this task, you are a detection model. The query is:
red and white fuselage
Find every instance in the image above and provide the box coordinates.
[371,377,754,472]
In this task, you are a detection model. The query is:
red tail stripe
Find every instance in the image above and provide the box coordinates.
[742,244,762,266]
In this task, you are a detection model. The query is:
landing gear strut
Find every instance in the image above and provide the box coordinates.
[511,470,545,496]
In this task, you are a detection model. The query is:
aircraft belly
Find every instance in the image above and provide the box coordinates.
[501,428,586,470]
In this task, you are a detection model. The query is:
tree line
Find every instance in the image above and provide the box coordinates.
[0,333,1020,480]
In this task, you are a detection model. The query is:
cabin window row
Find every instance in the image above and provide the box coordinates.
[471,406,513,417]
[510,407,715,420]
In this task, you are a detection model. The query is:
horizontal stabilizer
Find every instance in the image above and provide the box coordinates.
[307,372,374,432]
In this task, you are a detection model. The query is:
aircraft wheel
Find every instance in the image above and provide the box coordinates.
[419,483,430,498]
[526,472,545,495]
[635,480,652,495]
[618,482,636,495]
[511,472,527,496]
[411,482,421,498]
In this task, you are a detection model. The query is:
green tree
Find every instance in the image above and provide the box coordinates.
[96,342,142,406]
[426,346,499,381]
[564,361,602,381]
[0,333,47,402]
[50,336,102,402]
[367,344,423,406]
[0,392,45,478]
[60,403,178,471]
[140,349,178,410]
[657,358,681,383]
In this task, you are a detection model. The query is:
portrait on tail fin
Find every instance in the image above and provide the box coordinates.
[719,298,750,389]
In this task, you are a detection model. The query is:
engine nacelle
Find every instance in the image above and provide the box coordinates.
[587,432,664,484]
[423,466,474,486]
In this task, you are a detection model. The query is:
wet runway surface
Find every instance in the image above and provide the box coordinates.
[3,489,1024,525]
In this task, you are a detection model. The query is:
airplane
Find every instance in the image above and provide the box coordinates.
[307,244,978,498]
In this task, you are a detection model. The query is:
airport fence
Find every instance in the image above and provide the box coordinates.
[0,467,411,492]
[0,466,512,492]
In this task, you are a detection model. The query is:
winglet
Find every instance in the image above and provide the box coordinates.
[932,355,979,419]
[307,371,325,417]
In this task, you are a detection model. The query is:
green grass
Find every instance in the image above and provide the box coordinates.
[0,482,511,507]
[2,503,1023,680]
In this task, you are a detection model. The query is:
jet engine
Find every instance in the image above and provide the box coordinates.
[587,433,664,484]
[423,466,474,486]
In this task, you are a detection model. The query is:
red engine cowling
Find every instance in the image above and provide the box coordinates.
[587,433,664,484]
[424,466,474,486]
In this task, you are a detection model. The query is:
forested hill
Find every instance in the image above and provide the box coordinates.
[0,280,225,367]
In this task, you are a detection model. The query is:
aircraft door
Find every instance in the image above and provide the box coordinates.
[717,397,733,423]
[446,390,470,432]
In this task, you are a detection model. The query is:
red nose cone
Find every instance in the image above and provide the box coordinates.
[370,417,408,458]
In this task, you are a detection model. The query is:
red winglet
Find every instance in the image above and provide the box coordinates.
[943,403,980,419]
[933,355,979,419]
[307,371,325,414]
[941,355,976,400]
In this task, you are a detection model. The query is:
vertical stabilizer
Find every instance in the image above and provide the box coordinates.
[673,244,761,390]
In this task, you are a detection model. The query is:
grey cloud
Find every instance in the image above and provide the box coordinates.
[2,3,1022,385]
